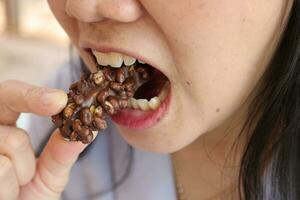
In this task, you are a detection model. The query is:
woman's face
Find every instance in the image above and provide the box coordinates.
[48,0,292,153]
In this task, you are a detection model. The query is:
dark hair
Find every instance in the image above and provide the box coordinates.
[239,0,300,199]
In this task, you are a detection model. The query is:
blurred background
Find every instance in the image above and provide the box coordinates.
[0,0,69,86]
[0,0,71,128]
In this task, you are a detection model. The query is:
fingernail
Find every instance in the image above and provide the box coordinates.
[41,90,67,107]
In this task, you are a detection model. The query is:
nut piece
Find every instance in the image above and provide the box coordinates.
[116,68,126,83]
[103,66,115,81]
[77,80,89,94]
[92,71,105,85]
[125,88,135,98]
[97,90,109,104]
[136,66,150,80]
[104,101,115,115]
[80,108,93,126]
[63,103,76,119]
[110,82,124,92]
[89,105,96,113]
[94,106,104,118]
[108,96,120,109]
[72,119,82,132]
[60,124,72,138]
[103,96,121,115]
[78,127,90,137]
[93,118,107,130]
[81,132,94,144]
[123,77,136,91]
[52,114,63,127]
[74,95,84,105]
[70,131,78,141]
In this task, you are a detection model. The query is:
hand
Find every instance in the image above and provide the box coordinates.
[0,80,91,200]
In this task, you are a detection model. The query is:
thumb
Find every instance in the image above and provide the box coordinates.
[20,130,95,200]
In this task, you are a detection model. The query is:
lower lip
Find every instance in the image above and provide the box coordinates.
[111,88,172,130]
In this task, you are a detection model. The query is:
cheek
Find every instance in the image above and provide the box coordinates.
[143,0,285,125]
[47,0,96,71]
[47,0,79,44]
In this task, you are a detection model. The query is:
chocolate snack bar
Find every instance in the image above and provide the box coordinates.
[51,63,153,144]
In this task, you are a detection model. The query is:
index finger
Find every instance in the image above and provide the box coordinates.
[0,80,68,125]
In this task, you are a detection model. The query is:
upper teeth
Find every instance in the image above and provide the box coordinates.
[92,51,145,68]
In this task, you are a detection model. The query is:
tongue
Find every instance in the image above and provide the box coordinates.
[134,72,168,100]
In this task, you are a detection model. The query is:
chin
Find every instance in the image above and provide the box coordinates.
[114,125,200,154]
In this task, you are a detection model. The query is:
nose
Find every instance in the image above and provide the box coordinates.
[65,0,143,23]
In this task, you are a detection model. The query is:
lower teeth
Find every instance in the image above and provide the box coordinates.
[128,82,169,111]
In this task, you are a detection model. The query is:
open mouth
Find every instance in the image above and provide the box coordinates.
[51,47,173,143]
[88,50,171,112]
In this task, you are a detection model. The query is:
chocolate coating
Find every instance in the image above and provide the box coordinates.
[51,63,152,144]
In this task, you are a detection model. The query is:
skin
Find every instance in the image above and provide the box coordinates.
[0,80,90,199]
[47,0,292,198]
[47,0,292,153]
[0,0,293,199]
